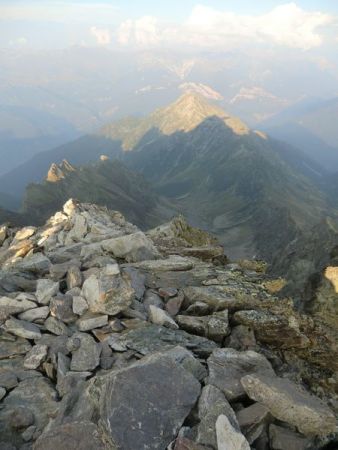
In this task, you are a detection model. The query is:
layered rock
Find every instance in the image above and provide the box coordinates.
[0,200,336,449]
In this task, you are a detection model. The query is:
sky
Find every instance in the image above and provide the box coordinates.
[0,0,337,52]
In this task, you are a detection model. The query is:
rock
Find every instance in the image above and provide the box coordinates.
[0,225,7,245]
[72,296,88,315]
[183,286,238,311]
[66,266,82,290]
[69,332,101,372]
[24,345,48,369]
[241,374,336,436]
[123,267,146,300]
[0,336,32,359]
[207,348,275,401]
[8,406,35,430]
[15,253,51,274]
[76,313,108,331]
[176,310,229,342]
[233,310,310,349]
[174,437,207,450]
[44,316,70,336]
[0,372,18,390]
[21,425,36,442]
[196,385,239,448]
[166,293,184,316]
[185,302,210,316]
[5,318,41,340]
[226,325,256,351]
[131,255,194,272]
[15,227,36,241]
[36,279,59,305]
[113,324,218,358]
[0,387,6,400]
[82,272,134,316]
[148,305,179,329]
[50,295,77,323]
[162,346,207,382]
[85,352,200,450]
[143,290,164,309]
[0,296,37,320]
[49,260,80,281]
[216,414,250,450]
[34,422,112,450]
[236,402,270,444]
[101,231,161,262]
[269,424,310,450]
[158,287,178,299]
[18,306,49,322]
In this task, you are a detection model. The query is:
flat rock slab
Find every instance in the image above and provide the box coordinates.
[0,296,37,320]
[131,255,194,272]
[207,348,274,401]
[241,374,336,436]
[216,414,250,450]
[102,231,161,262]
[70,332,101,372]
[101,353,201,449]
[113,324,217,358]
[5,318,41,340]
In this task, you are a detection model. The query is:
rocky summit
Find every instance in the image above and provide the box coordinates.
[0,199,337,450]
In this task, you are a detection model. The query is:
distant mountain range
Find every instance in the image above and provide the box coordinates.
[3,93,337,265]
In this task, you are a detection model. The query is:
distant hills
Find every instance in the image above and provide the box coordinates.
[9,93,336,263]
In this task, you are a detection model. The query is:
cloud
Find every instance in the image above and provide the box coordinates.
[90,26,111,45]
[0,2,120,24]
[117,3,333,51]
[9,37,28,47]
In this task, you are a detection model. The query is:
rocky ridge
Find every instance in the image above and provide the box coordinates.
[0,200,337,449]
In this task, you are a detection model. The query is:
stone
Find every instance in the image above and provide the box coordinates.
[76,313,108,331]
[216,414,250,450]
[233,310,310,349]
[18,306,49,322]
[185,302,210,316]
[57,371,92,398]
[8,406,34,430]
[0,337,31,359]
[14,227,36,241]
[226,325,256,351]
[113,324,217,358]
[82,272,134,316]
[72,296,88,315]
[269,424,310,450]
[162,346,207,382]
[131,255,194,272]
[33,421,111,450]
[90,352,200,449]
[0,296,37,320]
[166,293,184,316]
[158,287,178,299]
[123,267,145,300]
[36,279,59,305]
[101,231,161,262]
[15,253,51,274]
[21,425,36,442]
[241,374,336,436]
[5,318,41,340]
[177,310,229,343]
[0,372,18,390]
[207,348,275,401]
[0,225,7,245]
[236,402,270,444]
[69,332,101,372]
[174,438,207,450]
[24,345,48,369]
[66,266,83,290]
[149,305,179,329]
[0,387,6,400]
[143,290,164,309]
[50,296,77,323]
[183,286,238,311]
[44,316,70,336]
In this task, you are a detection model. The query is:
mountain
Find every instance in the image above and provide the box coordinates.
[22,157,176,229]
[99,93,330,260]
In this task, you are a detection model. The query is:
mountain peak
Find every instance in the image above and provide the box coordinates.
[46,159,75,182]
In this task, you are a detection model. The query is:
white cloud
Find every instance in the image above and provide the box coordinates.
[0,2,120,24]
[9,37,28,47]
[117,3,333,50]
[90,26,111,45]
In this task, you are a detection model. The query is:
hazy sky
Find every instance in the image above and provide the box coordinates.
[1,1,337,52]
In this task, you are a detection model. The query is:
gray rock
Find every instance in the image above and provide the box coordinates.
[76,313,108,331]
[101,231,161,262]
[0,337,31,359]
[72,296,88,316]
[207,348,275,401]
[196,385,239,448]
[112,324,217,358]
[0,372,18,390]
[33,421,111,450]
[236,402,270,444]
[5,318,41,340]
[24,345,48,369]
[50,295,77,323]
[18,306,49,322]
[44,316,70,336]
[15,253,51,274]
[123,267,146,300]
[183,286,238,311]
[82,272,134,316]
[0,387,6,400]
[0,296,37,321]
[149,305,179,329]
[176,310,229,343]
[66,266,83,290]
[131,255,194,272]
[269,424,310,450]
[216,414,250,450]
[160,346,207,382]
[36,279,59,305]
[70,332,101,372]
[143,290,164,309]
[241,374,336,436]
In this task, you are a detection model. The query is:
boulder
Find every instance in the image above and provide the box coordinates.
[101,231,161,262]
[241,374,336,436]
[69,332,101,372]
[269,424,310,450]
[236,402,270,444]
[216,414,250,450]
[82,272,134,316]
[207,348,275,401]
[5,318,41,340]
